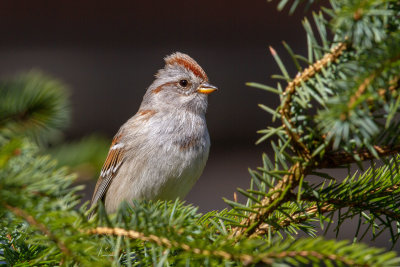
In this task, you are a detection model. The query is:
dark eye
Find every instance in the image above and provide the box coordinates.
[179,79,188,87]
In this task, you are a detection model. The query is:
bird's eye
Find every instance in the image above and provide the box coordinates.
[179,79,188,87]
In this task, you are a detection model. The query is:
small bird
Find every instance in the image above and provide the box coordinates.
[90,52,217,215]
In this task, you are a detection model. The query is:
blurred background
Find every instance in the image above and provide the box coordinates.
[0,0,308,209]
[1,0,396,250]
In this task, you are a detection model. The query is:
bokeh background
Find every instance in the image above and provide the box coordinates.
[1,0,396,250]
[0,0,307,208]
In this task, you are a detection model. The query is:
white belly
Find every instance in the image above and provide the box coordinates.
[104,112,210,213]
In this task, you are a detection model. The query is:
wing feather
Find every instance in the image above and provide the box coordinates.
[90,134,125,209]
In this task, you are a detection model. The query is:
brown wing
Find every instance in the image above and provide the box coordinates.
[90,134,125,210]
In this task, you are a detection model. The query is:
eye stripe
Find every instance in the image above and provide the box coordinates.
[152,81,175,94]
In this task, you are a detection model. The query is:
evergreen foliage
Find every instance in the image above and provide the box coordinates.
[1,0,400,266]
[46,135,110,180]
[0,71,70,145]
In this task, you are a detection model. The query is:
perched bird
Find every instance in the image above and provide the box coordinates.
[90,52,217,215]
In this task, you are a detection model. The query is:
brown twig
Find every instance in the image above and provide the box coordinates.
[347,73,376,110]
[254,204,335,236]
[302,184,400,221]
[88,227,255,264]
[279,42,347,158]
[345,52,400,118]
[231,43,348,239]
[320,144,400,168]
[230,162,308,238]
[6,234,17,251]
[88,226,360,266]
[255,182,400,236]
[388,75,400,92]
[248,146,400,236]
[4,204,72,258]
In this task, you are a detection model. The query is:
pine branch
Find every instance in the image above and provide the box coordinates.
[254,203,334,236]
[320,144,400,168]
[265,250,357,267]
[232,0,400,242]
[88,227,253,263]
[2,1,400,265]
[302,196,400,222]
[88,227,377,266]
[4,203,73,259]
[231,42,348,238]
[278,41,347,158]
[231,162,308,238]
[0,71,70,145]
[256,180,400,235]
[346,52,400,112]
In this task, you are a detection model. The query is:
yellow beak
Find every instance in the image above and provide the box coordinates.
[197,83,218,94]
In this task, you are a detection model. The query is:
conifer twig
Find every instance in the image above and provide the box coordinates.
[232,42,348,238]
[232,40,400,239]
[88,227,359,266]
[280,42,347,158]
[255,204,335,236]
[88,227,256,264]
[346,53,400,112]
[320,145,400,168]
[301,189,400,222]
[6,234,17,251]
[255,182,400,236]
[231,162,308,237]
[4,203,73,258]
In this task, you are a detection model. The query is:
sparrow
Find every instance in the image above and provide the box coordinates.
[89,52,217,215]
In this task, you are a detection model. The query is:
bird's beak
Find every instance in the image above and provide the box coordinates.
[197,83,218,94]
